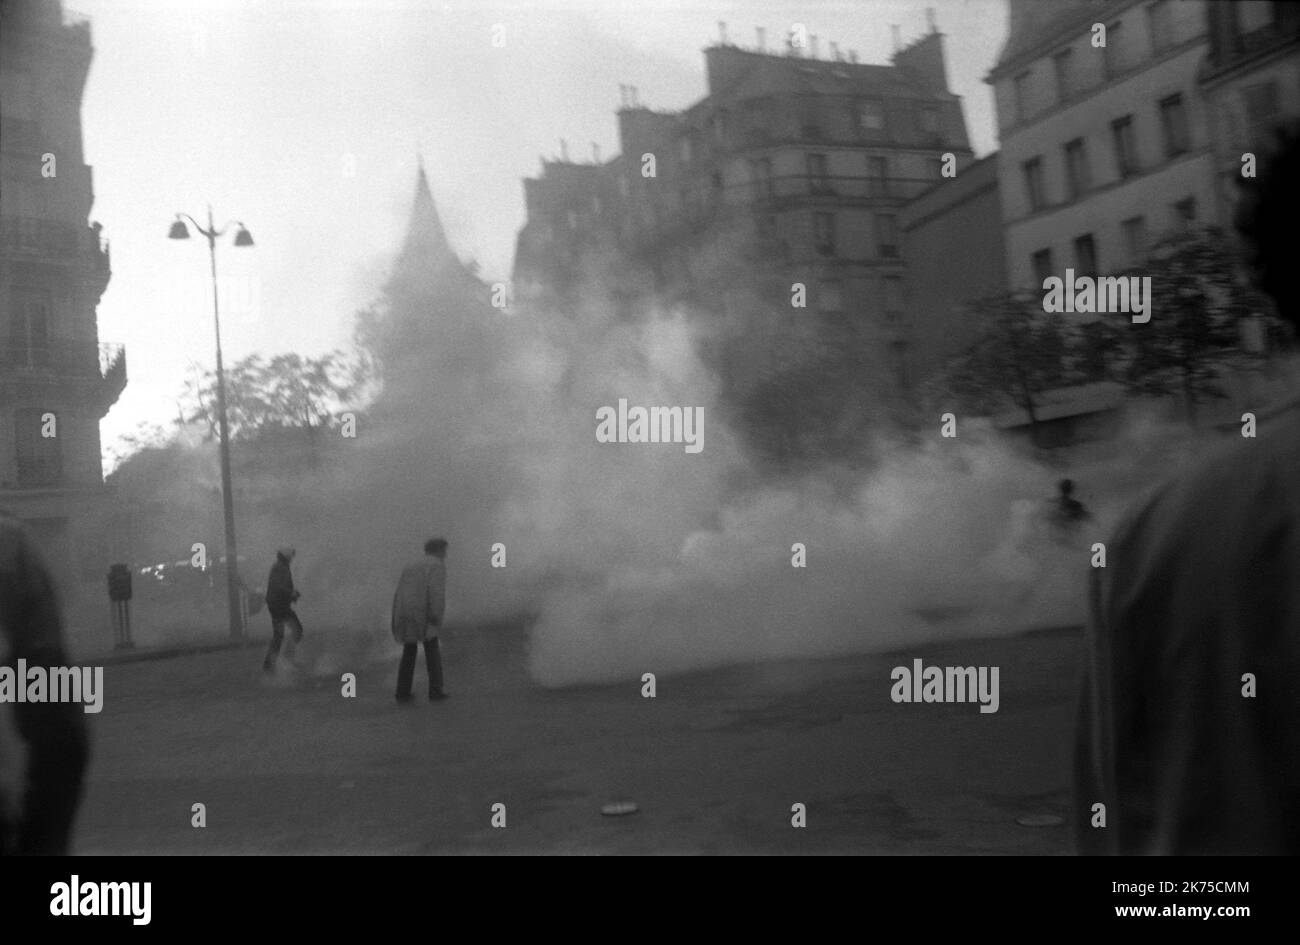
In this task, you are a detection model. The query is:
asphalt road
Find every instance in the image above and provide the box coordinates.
[73,621,1082,854]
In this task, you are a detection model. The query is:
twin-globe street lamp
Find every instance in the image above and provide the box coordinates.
[168,207,254,640]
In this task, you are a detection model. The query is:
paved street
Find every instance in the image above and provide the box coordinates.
[74,622,1082,854]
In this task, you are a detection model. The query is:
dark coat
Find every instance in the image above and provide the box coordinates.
[0,512,90,854]
[1076,394,1300,854]
[265,556,295,619]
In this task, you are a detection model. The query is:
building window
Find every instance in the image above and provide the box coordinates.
[1104,20,1123,78]
[875,213,899,258]
[1159,93,1190,158]
[1022,157,1046,212]
[801,108,823,141]
[813,212,836,256]
[1148,1,1173,53]
[1236,0,1279,35]
[1063,137,1090,200]
[807,153,832,194]
[1052,48,1073,103]
[819,281,844,312]
[7,287,51,368]
[15,407,62,487]
[1243,81,1280,148]
[883,274,904,314]
[1111,115,1139,179]
[919,105,940,136]
[750,157,774,199]
[891,341,911,390]
[1173,196,1197,228]
[1074,233,1098,277]
[713,109,729,143]
[866,155,888,196]
[1031,248,1054,286]
[1014,71,1031,122]
[1122,215,1147,265]
[858,100,885,132]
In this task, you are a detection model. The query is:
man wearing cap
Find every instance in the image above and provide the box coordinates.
[392,538,448,702]
[263,546,303,673]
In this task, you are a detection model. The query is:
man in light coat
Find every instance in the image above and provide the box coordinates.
[392,538,447,703]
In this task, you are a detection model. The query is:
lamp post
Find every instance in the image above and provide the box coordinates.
[169,206,254,641]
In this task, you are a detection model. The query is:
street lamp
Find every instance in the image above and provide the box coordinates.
[169,206,254,641]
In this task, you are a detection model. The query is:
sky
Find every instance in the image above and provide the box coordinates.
[77,0,1010,465]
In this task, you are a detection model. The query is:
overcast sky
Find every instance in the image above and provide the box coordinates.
[77,0,1009,462]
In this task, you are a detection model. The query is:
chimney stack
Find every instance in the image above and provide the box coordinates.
[718,20,727,44]
[829,41,839,60]
[560,139,569,162]
[926,7,937,33]
[810,35,818,58]
[592,142,600,163]
[891,25,901,54]
[756,26,766,51]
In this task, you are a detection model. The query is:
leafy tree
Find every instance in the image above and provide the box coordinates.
[1104,225,1269,425]
[933,292,1070,439]
[184,350,368,443]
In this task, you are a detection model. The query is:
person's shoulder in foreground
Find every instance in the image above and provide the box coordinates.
[1076,124,1300,856]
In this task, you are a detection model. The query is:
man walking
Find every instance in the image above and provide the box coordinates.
[392,538,448,703]
[263,546,302,673]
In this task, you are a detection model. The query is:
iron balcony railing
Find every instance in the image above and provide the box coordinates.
[620,173,939,250]
[1,340,126,388]
[0,215,108,261]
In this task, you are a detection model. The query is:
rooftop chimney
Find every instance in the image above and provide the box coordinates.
[810,35,819,58]
[829,41,839,60]
[926,7,937,33]
[718,20,727,44]
[559,139,569,162]
[592,142,600,163]
[756,26,766,51]
[891,25,901,53]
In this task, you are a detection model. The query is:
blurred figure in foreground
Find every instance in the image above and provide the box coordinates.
[262,546,303,673]
[1075,126,1300,854]
[1051,478,1089,528]
[392,538,448,703]
[0,512,89,854]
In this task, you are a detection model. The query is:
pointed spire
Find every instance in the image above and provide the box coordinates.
[396,155,455,273]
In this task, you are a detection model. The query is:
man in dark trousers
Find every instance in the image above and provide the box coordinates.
[263,546,303,673]
[392,538,448,703]
[1075,126,1300,854]
[0,511,90,854]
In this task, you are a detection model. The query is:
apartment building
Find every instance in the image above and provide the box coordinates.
[0,0,125,574]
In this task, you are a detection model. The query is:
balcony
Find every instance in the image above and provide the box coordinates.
[0,340,127,405]
[623,173,938,253]
[0,215,107,261]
